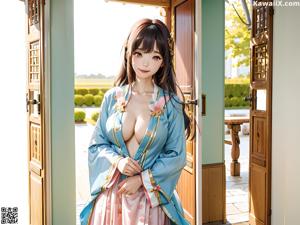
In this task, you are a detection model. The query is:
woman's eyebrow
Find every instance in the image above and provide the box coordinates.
[136,48,161,54]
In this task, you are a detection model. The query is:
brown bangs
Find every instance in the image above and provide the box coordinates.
[131,25,166,56]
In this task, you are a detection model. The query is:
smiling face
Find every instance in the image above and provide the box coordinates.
[117,20,173,85]
[131,41,163,80]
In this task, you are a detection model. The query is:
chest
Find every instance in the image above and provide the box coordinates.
[125,94,152,115]
[104,89,171,162]
[121,94,152,141]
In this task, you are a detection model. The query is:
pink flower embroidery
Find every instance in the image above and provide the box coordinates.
[149,96,170,117]
[151,184,161,192]
[114,87,127,112]
[139,216,145,223]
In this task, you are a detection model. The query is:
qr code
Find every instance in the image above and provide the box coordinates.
[1,207,18,224]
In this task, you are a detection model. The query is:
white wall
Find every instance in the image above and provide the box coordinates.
[272,2,300,224]
[0,1,28,224]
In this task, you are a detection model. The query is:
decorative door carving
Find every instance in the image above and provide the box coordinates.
[249,1,273,225]
[26,0,47,224]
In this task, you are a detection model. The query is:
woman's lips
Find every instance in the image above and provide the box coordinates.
[139,69,150,73]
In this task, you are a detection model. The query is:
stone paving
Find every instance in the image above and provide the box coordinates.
[75,122,94,225]
[224,132,249,224]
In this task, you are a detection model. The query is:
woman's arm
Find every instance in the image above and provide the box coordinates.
[141,96,187,207]
[88,91,123,196]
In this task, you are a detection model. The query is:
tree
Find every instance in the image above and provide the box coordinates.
[225,0,251,67]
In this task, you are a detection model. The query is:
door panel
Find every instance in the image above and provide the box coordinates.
[26,0,47,224]
[174,0,193,91]
[250,165,266,225]
[30,173,44,225]
[249,1,273,225]
[171,0,196,224]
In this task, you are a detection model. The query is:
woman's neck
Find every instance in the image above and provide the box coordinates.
[132,78,154,94]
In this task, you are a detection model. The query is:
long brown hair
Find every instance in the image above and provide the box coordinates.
[114,18,193,139]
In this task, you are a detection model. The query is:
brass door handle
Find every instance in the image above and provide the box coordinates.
[27,99,39,105]
[244,94,256,107]
[186,99,198,105]
[26,93,40,113]
[184,94,206,116]
[244,95,252,101]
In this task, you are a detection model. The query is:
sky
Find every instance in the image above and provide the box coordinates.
[74,0,164,77]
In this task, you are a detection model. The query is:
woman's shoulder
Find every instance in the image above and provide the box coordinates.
[167,95,183,114]
[158,88,183,115]
[103,85,128,99]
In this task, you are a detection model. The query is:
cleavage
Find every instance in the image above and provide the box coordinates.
[121,110,150,145]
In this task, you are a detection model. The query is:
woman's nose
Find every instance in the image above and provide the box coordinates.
[143,60,149,67]
[142,56,150,67]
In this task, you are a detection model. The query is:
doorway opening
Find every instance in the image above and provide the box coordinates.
[73,1,165,224]
[224,0,251,224]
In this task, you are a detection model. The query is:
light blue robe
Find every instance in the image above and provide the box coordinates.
[80,84,190,225]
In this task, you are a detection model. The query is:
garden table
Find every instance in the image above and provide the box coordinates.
[225,116,249,176]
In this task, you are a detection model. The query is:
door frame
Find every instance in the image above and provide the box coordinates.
[44,1,52,225]
[194,0,202,223]
[41,0,276,224]
[24,0,203,224]
[22,0,52,224]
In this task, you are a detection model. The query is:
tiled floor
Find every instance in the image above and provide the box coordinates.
[224,133,250,224]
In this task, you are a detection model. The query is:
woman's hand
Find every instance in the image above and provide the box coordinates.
[117,157,142,176]
[117,175,143,195]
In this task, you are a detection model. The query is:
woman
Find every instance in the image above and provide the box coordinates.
[80,18,192,225]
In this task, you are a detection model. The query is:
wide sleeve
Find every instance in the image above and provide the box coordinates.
[141,96,187,208]
[88,91,123,197]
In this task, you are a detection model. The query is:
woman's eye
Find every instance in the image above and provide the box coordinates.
[153,56,162,61]
[134,52,142,57]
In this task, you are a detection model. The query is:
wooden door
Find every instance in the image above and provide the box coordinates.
[25,0,47,225]
[171,0,196,224]
[249,1,273,225]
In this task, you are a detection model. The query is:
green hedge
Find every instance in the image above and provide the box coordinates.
[75,88,106,96]
[225,84,250,108]
[74,89,106,107]
[91,111,100,122]
[88,88,100,95]
[98,90,104,96]
[74,94,84,106]
[74,110,86,122]
[84,94,94,106]
[75,88,88,95]
[93,95,103,107]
